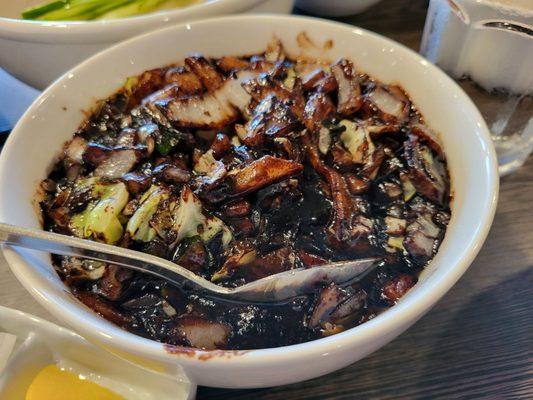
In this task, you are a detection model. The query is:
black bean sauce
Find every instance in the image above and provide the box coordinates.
[40,48,451,350]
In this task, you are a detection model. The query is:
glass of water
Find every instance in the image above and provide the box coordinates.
[420,0,532,175]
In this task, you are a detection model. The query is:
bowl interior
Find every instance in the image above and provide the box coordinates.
[0,15,497,364]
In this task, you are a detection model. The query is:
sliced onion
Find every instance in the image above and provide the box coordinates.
[318,126,331,155]
[367,85,409,122]
[94,149,138,179]
[64,136,87,164]
[147,70,258,130]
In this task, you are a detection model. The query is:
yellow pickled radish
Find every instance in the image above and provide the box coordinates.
[25,364,124,400]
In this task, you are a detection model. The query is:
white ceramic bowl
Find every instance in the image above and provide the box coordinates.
[0,0,294,89]
[0,15,498,389]
[296,0,382,17]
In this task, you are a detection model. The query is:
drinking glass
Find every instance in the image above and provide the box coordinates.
[421,0,532,175]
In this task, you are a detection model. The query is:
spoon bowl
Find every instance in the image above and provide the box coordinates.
[0,222,379,302]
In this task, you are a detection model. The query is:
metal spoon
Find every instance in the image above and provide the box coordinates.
[0,223,379,302]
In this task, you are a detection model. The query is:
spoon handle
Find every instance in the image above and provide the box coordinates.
[0,222,229,296]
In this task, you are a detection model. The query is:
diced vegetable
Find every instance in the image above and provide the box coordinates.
[124,76,139,96]
[339,120,374,163]
[171,186,232,248]
[282,67,297,90]
[194,150,224,178]
[126,185,169,242]
[318,126,331,155]
[400,172,417,201]
[70,181,129,244]
[155,127,184,156]
[387,236,406,252]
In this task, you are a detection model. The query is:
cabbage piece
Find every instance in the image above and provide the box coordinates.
[70,181,129,244]
[194,149,226,182]
[171,186,232,248]
[126,185,169,242]
[339,120,374,164]
[387,236,406,252]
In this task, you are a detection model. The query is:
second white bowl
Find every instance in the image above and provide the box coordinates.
[0,0,294,89]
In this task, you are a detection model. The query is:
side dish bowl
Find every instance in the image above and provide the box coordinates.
[0,15,498,388]
[0,0,294,89]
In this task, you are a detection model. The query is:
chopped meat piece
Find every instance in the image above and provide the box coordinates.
[309,284,344,328]
[123,172,152,194]
[309,284,366,329]
[95,265,132,301]
[164,66,203,95]
[241,247,297,281]
[243,73,292,103]
[298,250,327,267]
[303,92,336,132]
[360,148,385,180]
[176,317,230,350]
[344,173,370,194]
[404,134,448,205]
[331,143,356,171]
[128,68,165,106]
[76,290,133,327]
[185,55,224,91]
[331,59,362,115]
[228,217,255,238]
[243,94,300,147]
[212,242,257,282]
[222,200,251,218]
[153,164,191,184]
[302,69,326,90]
[216,56,250,73]
[82,143,110,166]
[210,133,232,159]
[382,274,415,303]
[176,238,208,273]
[409,122,444,158]
[302,69,337,93]
[384,216,406,235]
[231,155,303,195]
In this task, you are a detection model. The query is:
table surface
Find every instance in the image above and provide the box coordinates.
[1,1,532,399]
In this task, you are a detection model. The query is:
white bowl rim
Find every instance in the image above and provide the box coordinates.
[0,0,265,42]
[0,14,499,365]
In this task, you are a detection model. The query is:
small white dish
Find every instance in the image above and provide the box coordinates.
[0,306,195,399]
[0,14,498,389]
[0,0,295,89]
